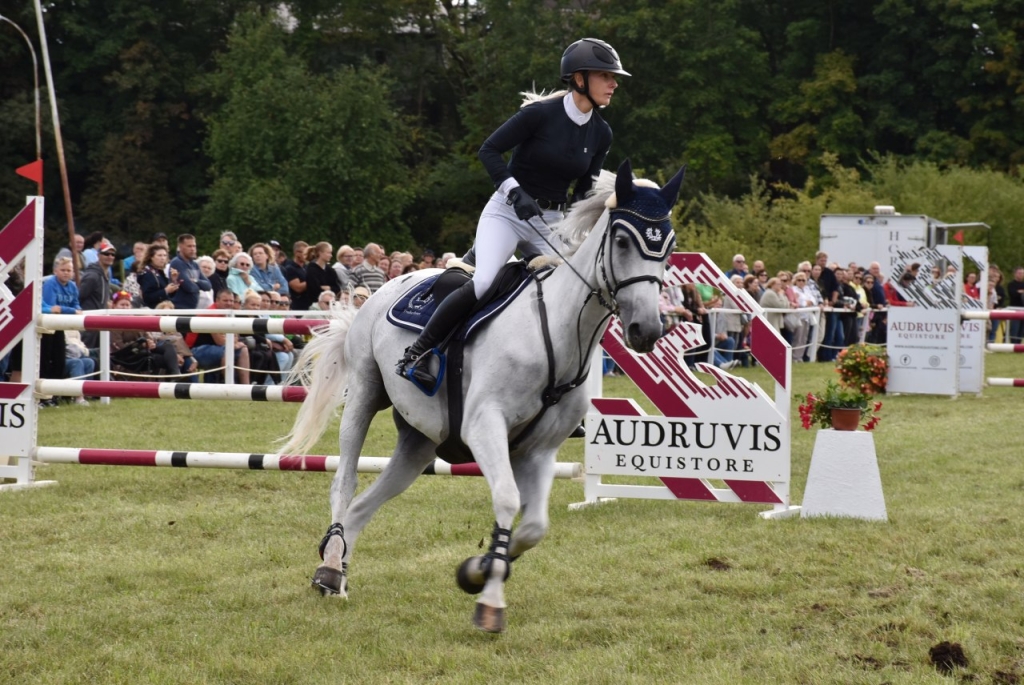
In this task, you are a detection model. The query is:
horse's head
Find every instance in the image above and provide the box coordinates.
[600,159,685,353]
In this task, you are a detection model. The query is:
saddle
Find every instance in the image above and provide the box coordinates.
[387,262,545,464]
[386,262,534,339]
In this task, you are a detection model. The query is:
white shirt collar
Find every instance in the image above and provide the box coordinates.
[563,93,592,126]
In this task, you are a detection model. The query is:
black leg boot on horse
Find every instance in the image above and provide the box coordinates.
[396,280,478,395]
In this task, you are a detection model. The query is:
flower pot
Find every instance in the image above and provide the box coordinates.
[830,407,861,431]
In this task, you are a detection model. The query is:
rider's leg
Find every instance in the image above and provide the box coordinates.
[396,280,478,388]
[397,197,520,388]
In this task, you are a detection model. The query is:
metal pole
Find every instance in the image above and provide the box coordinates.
[0,13,42,195]
[32,0,79,281]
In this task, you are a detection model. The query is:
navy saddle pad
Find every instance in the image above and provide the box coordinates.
[386,263,536,341]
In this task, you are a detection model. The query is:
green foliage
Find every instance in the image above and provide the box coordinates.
[5,0,1024,257]
[199,13,414,251]
[681,154,1024,270]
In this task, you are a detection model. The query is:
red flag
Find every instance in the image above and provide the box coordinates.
[952,230,965,245]
[15,159,43,185]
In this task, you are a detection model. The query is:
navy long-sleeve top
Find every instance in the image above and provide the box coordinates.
[478,96,612,204]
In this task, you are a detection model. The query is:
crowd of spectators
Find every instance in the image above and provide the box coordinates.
[655,251,1021,371]
[15,230,453,406]
[6,228,1023,401]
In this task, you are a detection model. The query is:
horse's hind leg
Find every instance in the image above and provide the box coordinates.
[312,383,388,598]
[342,409,437,542]
[314,409,436,597]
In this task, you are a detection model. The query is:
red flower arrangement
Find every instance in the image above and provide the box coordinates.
[836,343,888,396]
[798,380,883,431]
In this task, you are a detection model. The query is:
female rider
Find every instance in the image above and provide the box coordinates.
[397,38,629,390]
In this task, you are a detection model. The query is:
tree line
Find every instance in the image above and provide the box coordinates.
[2,0,1023,267]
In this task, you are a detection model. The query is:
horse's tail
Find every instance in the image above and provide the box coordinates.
[277,305,358,457]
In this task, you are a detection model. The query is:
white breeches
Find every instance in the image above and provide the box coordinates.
[471,192,564,299]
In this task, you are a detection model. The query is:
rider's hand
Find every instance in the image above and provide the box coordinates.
[507,187,543,221]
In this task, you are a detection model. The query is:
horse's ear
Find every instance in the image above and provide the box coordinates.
[659,165,686,208]
[615,159,635,204]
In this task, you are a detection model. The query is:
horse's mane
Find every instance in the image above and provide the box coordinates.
[552,170,616,255]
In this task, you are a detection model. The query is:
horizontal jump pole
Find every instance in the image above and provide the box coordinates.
[33,447,583,480]
[985,344,1024,353]
[986,378,1024,388]
[37,379,307,402]
[38,314,330,336]
[962,310,1024,321]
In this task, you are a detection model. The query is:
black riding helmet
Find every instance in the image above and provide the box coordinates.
[560,38,630,109]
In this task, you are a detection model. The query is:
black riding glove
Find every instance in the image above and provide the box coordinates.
[507,187,543,221]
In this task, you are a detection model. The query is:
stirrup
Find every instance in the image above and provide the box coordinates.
[398,348,446,397]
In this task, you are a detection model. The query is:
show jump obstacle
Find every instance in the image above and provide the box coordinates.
[573,252,801,519]
[3,199,792,516]
[0,197,582,492]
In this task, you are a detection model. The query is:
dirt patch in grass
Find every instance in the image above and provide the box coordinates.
[929,641,969,673]
[704,557,731,571]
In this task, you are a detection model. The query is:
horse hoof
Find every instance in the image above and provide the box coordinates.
[311,565,347,598]
[456,556,486,595]
[473,603,506,633]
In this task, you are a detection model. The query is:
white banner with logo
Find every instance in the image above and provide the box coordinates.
[887,308,961,396]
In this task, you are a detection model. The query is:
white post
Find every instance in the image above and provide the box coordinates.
[0,197,56,492]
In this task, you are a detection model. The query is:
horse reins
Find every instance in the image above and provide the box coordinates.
[508,212,669,450]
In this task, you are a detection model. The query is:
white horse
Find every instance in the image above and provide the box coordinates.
[279,159,685,632]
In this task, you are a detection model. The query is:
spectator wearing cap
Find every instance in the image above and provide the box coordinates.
[418,250,436,270]
[725,254,748,280]
[79,238,118,347]
[249,242,288,293]
[352,286,370,308]
[169,233,212,311]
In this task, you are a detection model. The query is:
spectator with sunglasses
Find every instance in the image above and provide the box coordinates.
[226,252,264,298]
[208,249,231,295]
[219,231,242,256]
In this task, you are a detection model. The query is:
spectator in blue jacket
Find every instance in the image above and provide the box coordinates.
[41,257,94,398]
[169,233,211,311]
[249,242,289,294]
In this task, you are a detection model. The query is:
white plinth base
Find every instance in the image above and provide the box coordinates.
[801,430,887,521]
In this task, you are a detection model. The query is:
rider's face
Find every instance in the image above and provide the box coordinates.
[586,71,619,107]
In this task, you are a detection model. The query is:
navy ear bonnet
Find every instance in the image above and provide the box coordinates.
[610,186,677,261]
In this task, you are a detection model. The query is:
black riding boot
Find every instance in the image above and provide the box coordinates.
[396,281,478,394]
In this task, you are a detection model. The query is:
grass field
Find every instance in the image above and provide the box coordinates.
[3,355,1024,684]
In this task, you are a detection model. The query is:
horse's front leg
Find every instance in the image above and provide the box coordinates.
[461,415,520,633]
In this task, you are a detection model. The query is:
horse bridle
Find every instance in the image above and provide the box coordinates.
[594,209,675,317]
[527,209,674,317]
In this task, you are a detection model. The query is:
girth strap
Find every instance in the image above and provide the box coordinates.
[509,277,607,451]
